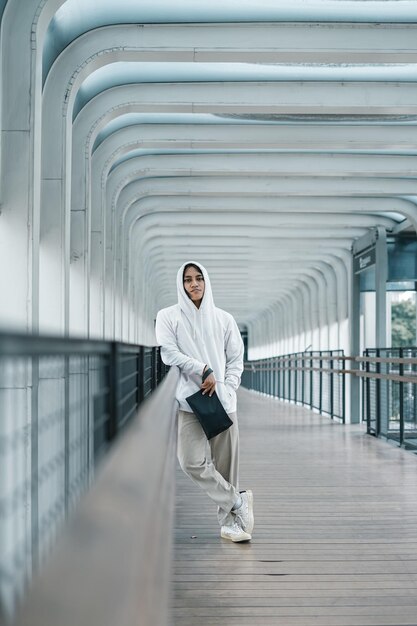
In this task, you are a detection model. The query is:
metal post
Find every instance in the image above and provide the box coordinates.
[399,347,404,447]
[366,351,371,433]
[310,353,313,409]
[301,353,305,405]
[350,252,361,424]
[151,348,157,391]
[330,352,334,419]
[293,355,296,402]
[319,351,323,414]
[376,348,381,436]
[375,227,388,349]
[342,357,346,425]
[107,342,120,442]
[31,354,39,573]
[64,355,70,517]
[156,347,162,385]
[277,358,280,398]
[136,347,145,406]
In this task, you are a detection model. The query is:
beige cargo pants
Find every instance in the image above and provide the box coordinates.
[177,409,239,527]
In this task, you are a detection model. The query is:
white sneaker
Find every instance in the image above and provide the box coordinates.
[233,490,254,535]
[221,519,251,542]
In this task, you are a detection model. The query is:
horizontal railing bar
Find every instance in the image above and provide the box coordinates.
[90,386,111,398]
[244,364,417,383]
[93,414,110,432]
[117,404,137,429]
[119,386,138,405]
[244,365,348,374]
[356,356,417,365]
[0,333,111,356]
[249,354,349,363]
[0,333,156,357]
[119,353,139,361]
[119,370,138,385]
[249,354,417,365]
[355,371,417,384]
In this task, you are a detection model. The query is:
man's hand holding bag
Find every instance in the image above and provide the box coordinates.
[186,367,233,440]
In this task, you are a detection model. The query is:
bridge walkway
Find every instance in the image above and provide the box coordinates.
[172,388,417,626]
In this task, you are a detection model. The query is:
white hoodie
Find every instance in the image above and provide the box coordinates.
[155,261,244,414]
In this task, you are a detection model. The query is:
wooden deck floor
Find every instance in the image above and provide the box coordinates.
[172,388,417,626]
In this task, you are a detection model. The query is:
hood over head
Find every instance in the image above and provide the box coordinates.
[176,261,216,338]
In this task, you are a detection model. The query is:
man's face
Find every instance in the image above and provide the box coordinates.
[183,266,205,307]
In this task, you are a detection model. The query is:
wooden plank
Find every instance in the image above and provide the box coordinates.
[174,619,417,626]
[172,596,417,607]
[172,387,417,626]
[175,619,417,626]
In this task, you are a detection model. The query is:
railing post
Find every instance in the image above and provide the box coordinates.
[152,347,158,390]
[301,353,305,406]
[285,356,287,400]
[150,348,155,391]
[330,352,334,420]
[319,351,323,414]
[273,356,276,398]
[399,347,404,447]
[310,352,313,409]
[136,346,145,406]
[31,354,40,573]
[342,353,346,424]
[376,348,381,436]
[293,354,296,403]
[277,358,280,398]
[107,342,120,442]
[365,350,371,433]
[64,354,70,517]
[156,347,162,384]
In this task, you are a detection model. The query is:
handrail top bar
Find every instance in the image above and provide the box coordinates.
[244,364,417,383]
[356,355,417,365]
[247,353,417,365]
[0,331,158,357]
[249,354,351,363]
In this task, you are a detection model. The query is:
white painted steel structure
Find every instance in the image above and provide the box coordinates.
[1,0,417,357]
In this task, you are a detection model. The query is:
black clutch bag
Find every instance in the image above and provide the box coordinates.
[186,368,233,440]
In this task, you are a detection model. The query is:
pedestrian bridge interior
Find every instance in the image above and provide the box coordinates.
[1,1,417,625]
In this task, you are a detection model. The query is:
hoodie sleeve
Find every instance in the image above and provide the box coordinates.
[224,315,244,391]
[155,309,206,376]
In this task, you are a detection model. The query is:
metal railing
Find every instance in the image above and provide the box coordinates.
[0,333,169,622]
[242,351,346,422]
[360,348,417,451]
[11,368,179,626]
[243,348,417,452]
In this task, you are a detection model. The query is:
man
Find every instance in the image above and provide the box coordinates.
[155,261,254,542]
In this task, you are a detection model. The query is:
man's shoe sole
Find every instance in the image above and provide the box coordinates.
[221,529,252,542]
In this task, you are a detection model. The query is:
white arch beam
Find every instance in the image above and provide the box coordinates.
[93,151,417,179]
[45,18,417,76]
[91,122,417,156]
